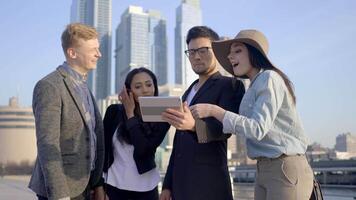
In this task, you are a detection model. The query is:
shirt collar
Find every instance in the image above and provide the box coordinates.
[62,62,87,83]
[249,69,264,87]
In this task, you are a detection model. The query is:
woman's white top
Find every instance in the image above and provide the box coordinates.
[105,128,160,191]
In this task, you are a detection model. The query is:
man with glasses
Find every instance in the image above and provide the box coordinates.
[160,26,245,200]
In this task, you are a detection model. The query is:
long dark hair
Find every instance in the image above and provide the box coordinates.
[118,67,159,144]
[245,43,296,104]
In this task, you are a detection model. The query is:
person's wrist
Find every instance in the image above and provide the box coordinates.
[211,105,218,117]
[214,105,226,121]
[126,111,134,119]
[209,105,216,117]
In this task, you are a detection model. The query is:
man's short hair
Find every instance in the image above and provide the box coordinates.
[61,23,98,53]
[186,26,220,45]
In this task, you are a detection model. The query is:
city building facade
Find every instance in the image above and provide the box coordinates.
[0,97,36,165]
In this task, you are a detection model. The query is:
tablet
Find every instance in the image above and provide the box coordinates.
[138,96,182,122]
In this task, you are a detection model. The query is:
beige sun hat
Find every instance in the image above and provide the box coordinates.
[212,29,271,77]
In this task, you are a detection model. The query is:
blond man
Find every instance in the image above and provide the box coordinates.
[29,23,105,200]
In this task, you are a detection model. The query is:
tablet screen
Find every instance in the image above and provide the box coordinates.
[138,96,182,122]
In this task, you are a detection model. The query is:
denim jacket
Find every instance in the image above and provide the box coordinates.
[222,70,309,158]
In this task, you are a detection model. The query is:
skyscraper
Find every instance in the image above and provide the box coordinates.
[174,0,202,86]
[70,0,112,100]
[70,0,87,23]
[115,6,149,93]
[149,10,168,86]
[115,6,168,92]
[335,132,356,153]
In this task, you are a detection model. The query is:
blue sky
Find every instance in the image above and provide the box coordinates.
[0,0,355,148]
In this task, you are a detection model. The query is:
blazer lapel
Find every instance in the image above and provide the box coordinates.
[190,72,221,105]
[57,66,91,131]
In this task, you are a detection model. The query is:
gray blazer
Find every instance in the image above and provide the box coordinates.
[28,66,105,200]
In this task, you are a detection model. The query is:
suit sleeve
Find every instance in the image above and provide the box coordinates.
[203,78,245,139]
[126,118,170,157]
[32,80,70,199]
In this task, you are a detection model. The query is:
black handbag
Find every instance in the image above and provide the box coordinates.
[309,178,324,200]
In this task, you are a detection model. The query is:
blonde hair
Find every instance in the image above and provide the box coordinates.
[61,23,98,54]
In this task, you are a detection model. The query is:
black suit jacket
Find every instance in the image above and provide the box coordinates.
[162,72,245,200]
[103,104,170,174]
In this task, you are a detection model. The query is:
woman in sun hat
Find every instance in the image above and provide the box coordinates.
[190,29,313,200]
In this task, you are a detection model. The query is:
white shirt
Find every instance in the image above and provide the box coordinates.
[186,83,199,105]
[105,129,160,191]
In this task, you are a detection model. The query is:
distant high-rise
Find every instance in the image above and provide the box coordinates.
[115,6,168,92]
[70,0,112,100]
[175,0,202,86]
[115,6,149,92]
[149,10,168,86]
[335,132,356,153]
[70,0,87,23]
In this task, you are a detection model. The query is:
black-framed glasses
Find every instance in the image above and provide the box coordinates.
[184,47,212,57]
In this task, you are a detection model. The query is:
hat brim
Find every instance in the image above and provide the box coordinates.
[212,38,269,78]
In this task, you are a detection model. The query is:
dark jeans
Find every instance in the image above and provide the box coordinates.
[105,183,158,200]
